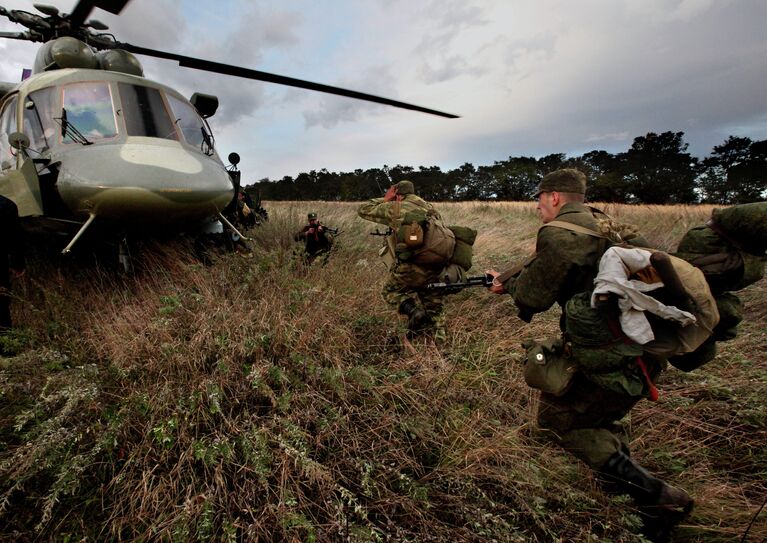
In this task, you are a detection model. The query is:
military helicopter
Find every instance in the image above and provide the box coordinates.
[0,0,457,267]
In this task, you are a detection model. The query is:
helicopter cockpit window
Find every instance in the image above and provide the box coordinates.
[118,83,178,141]
[0,95,19,171]
[61,82,118,143]
[23,87,57,151]
[167,94,207,150]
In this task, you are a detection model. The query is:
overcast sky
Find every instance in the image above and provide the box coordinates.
[1,0,765,184]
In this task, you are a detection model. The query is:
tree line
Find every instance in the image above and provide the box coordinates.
[245,131,766,204]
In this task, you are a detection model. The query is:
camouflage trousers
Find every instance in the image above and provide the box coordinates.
[382,264,445,342]
[536,372,644,469]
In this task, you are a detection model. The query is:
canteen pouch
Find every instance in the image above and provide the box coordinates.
[522,337,577,396]
[403,222,424,248]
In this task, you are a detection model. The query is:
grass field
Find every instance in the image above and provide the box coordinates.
[1,201,764,542]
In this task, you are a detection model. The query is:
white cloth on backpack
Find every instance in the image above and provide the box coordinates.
[591,246,696,345]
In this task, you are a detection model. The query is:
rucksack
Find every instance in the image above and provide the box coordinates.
[675,203,766,294]
[546,220,720,370]
[710,202,767,256]
[392,206,455,267]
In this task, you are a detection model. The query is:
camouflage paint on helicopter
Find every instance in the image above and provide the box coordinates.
[0,35,236,252]
[0,0,455,256]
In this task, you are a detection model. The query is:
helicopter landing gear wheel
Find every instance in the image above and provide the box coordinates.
[119,237,134,274]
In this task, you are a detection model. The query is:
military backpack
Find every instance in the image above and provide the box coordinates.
[543,216,720,383]
[391,205,455,267]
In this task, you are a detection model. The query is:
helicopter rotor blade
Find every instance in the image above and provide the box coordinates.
[68,0,131,28]
[119,43,459,119]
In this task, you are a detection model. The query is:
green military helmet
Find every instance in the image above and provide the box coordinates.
[535,168,587,197]
[308,212,318,220]
[395,180,415,195]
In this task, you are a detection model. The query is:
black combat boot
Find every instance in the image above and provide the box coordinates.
[398,298,428,334]
[600,451,694,543]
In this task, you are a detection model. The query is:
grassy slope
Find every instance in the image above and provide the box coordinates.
[0,201,764,542]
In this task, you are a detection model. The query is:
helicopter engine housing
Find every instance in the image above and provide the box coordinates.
[34,37,144,77]
[34,37,98,72]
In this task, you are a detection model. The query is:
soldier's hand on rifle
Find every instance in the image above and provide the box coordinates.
[308,228,315,235]
[318,226,324,232]
[383,185,398,202]
[485,269,505,294]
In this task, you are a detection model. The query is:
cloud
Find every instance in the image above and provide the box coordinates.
[586,132,631,144]
[1,0,765,182]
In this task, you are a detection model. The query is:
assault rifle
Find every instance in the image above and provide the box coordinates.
[425,274,494,294]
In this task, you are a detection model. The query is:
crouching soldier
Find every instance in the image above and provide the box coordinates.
[486,169,704,542]
[294,212,337,265]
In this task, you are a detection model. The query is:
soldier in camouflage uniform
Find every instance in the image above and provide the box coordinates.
[670,201,766,371]
[357,180,447,342]
[487,169,693,543]
[294,212,335,265]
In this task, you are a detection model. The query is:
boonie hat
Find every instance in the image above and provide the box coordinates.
[308,212,318,219]
[535,169,587,197]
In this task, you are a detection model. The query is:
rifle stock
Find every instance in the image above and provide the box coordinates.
[495,261,526,284]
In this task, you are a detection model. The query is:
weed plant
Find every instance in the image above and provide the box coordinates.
[0,201,764,542]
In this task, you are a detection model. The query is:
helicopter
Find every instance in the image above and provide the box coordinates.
[0,0,457,267]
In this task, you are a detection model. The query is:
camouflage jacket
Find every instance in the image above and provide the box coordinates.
[501,202,608,323]
[357,194,440,227]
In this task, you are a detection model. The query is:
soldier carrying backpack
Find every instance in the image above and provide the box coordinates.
[671,201,766,371]
[358,180,456,343]
[486,169,707,542]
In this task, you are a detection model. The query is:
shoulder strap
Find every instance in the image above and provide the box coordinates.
[495,220,610,286]
[541,220,608,239]
[390,198,402,228]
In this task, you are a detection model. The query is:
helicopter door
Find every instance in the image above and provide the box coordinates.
[23,87,57,152]
[22,87,66,217]
[1,159,44,217]
[0,95,42,217]
[0,96,43,217]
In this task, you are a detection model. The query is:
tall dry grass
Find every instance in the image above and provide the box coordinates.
[0,200,763,542]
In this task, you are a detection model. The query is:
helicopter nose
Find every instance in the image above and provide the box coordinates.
[55,140,235,223]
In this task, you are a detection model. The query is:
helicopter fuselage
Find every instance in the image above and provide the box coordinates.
[0,68,235,235]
